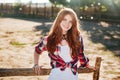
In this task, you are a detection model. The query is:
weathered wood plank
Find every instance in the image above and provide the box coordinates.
[0,68,50,77]
[0,67,94,77]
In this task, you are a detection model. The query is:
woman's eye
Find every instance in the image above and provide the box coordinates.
[63,19,67,21]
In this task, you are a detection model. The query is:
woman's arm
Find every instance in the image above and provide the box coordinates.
[34,51,40,65]
[78,35,95,70]
[33,37,47,75]
[33,51,41,75]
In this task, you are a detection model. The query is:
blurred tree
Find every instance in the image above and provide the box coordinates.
[49,0,68,17]
[69,0,101,9]
[110,0,120,15]
[69,0,101,7]
[28,0,32,4]
[14,0,21,14]
[101,0,120,15]
[69,0,80,7]
[49,0,68,6]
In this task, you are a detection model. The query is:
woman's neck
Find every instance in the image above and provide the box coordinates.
[62,31,67,34]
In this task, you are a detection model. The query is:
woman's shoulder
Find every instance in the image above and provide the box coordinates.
[41,36,48,40]
[40,36,48,44]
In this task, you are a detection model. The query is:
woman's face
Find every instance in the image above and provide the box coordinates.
[60,14,73,34]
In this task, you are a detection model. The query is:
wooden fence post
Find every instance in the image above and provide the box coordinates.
[44,3,46,17]
[93,57,102,80]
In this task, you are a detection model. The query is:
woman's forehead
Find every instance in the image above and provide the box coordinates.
[63,14,73,21]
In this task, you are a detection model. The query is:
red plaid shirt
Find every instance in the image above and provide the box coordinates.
[35,36,89,75]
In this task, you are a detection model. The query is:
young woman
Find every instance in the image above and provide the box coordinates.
[33,8,95,80]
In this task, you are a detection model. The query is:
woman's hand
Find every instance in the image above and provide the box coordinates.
[33,64,42,75]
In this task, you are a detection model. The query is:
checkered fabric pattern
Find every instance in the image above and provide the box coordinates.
[35,36,89,75]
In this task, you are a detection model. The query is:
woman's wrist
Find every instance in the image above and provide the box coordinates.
[34,64,38,67]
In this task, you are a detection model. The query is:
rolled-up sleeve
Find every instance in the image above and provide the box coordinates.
[35,37,47,54]
[78,36,89,67]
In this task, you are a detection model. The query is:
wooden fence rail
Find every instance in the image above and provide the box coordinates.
[0,57,102,80]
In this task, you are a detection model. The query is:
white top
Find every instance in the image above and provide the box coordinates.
[59,45,72,62]
[48,45,78,80]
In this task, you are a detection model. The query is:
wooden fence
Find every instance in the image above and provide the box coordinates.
[0,57,102,80]
[0,3,61,18]
[0,3,119,22]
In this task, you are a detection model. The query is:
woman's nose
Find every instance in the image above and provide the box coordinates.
[66,21,69,26]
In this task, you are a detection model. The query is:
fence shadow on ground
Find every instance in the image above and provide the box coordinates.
[33,21,52,35]
[8,17,53,35]
[80,20,120,56]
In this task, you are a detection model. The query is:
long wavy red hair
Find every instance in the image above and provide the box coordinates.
[47,8,82,57]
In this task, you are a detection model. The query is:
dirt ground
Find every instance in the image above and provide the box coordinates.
[0,18,120,80]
